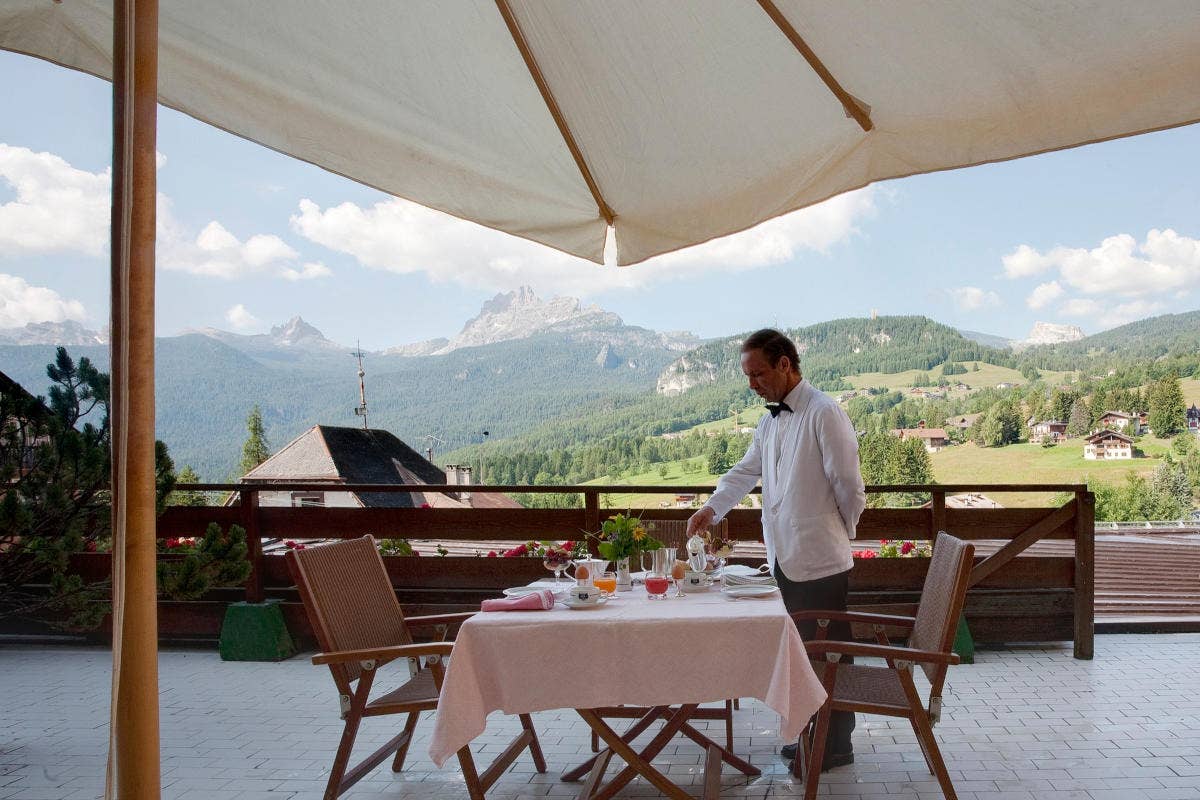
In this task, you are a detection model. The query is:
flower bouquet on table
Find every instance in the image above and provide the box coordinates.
[701,530,735,573]
[590,513,663,591]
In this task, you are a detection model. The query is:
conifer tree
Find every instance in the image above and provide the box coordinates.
[1147,375,1185,437]
[1066,398,1092,438]
[239,404,271,476]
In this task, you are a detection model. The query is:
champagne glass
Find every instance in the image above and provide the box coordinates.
[543,551,570,587]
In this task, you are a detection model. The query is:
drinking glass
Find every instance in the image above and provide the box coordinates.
[670,559,688,599]
[594,571,617,597]
[645,574,670,599]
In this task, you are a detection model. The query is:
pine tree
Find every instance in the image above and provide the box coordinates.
[1147,375,1185,437]
[1151,460,1192,513]
[239,404,271,476]
[1066,398,1091,438]
[168,465,206,507]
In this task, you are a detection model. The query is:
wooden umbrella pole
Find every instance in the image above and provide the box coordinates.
[107,0,160,797]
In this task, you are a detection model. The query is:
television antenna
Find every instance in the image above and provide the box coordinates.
[421,433,445,463]
[351,342,368,429]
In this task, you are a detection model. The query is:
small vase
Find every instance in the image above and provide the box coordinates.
[616,557,632,592]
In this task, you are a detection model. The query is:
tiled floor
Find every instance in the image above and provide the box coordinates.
[2,634,1199,800]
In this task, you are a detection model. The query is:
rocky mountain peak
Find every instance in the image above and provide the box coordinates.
[0,320,107,346]
[434,286,619,353]
[270,315,328,346]
[1014,321,1085,351]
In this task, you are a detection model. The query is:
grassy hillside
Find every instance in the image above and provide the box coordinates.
[846,362,1076,393]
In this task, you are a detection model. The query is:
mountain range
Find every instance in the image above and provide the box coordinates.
[2,288,1195,481]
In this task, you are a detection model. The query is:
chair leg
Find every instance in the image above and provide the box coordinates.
[909,712,957,800]
[519,713,547,773]
[803,704,833,800]
[325,712,363,800]
[391,710,421,773]
[456,745,486,800]
[724,699,734,750]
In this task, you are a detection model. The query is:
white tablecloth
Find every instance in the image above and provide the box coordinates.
[428,583,825,766]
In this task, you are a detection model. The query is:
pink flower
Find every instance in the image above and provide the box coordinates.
[487,551,498,557]
[853,549,877,559]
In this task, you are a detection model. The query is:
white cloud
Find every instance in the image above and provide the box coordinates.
[157,198,328,281]
[224,303,262,332]
[0,273,86,328]
[946,286,1000,311]
[1026,280,1064,310]
[0,143,323,282]
[1004,229,1200,297]
[0,144,110,257]
[290,187,876,295]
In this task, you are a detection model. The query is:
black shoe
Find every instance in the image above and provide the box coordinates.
[780,744,854,772]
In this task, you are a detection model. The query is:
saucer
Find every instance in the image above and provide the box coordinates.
[561,596,608,609]
[502,585,563,598]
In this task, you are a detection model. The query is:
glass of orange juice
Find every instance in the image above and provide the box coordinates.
[594,571,617,596]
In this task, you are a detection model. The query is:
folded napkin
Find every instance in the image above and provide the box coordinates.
[722,572,778,588]
[481,589,556,612]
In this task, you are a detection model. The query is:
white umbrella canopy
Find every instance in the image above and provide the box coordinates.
[5,1,1200,265]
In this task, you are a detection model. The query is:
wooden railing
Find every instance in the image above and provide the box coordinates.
[161,482,1095,658]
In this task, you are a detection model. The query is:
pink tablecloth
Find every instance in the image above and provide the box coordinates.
[428,584,826,767]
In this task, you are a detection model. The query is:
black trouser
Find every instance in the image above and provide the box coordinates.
[773,563,855,754]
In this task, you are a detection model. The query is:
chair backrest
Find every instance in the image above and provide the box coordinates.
[651,518,729,552]
[908,532,975,690]
[286,535,411,690]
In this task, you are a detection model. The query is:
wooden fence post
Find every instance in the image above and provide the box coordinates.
[1073,489,1095,659]
[241,488,264,604]
[931,489,946,544]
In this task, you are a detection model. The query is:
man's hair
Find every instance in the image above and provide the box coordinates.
[742,328,800,373]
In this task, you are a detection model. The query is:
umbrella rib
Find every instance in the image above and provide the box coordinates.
[756,0,873,132]
[494,0,615,226]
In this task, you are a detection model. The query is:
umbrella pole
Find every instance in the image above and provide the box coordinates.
[107,0,160,797]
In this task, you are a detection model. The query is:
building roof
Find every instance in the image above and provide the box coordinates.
[1085,429,1134,444]
[242,425,518,508]
[1098,410,1133,419]
[946,412,983,428]
[891,427,948,439]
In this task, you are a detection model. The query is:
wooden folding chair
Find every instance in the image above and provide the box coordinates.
[285,535,546,800]
[792,532,975,800]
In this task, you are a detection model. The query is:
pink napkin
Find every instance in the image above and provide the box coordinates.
[481,589,556,612]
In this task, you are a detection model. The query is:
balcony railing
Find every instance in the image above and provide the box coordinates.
[151,482,1095,659]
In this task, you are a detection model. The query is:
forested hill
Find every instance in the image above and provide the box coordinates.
[1021,310,1200,369]
[658,316,1014,393]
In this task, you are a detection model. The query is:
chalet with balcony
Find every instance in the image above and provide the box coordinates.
[237,424,519,509]
[1187,404,1200,434]
[1030,420,1068,444]
[1096,410,1140,435]
[890,420,948,452]
[1083,429,1134,460]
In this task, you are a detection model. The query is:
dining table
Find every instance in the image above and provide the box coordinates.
[428,578,828,799]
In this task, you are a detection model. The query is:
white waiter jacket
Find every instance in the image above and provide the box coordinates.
[704,379,866,582]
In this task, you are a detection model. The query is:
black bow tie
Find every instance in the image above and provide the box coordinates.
[766,401,792,418]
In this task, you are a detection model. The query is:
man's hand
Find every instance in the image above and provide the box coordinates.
[686,506,715,539]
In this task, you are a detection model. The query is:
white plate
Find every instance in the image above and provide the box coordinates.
[720,564,771,578]
[561,596,608,609]
[722,585,779,599]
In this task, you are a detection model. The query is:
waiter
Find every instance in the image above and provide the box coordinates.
[687,328,865,769]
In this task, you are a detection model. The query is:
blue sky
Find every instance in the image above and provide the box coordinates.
[2,50,1199,350]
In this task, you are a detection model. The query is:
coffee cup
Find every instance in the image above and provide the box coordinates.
[570,585,604,604]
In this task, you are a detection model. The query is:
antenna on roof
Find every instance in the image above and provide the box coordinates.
[351,342,368,429]
[421,433,445,463]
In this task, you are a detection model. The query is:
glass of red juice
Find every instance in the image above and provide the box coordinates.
[645,576,670,599]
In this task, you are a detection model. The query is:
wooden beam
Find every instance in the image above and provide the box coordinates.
[494,0,615,225]
[969,502,1076,586]
[1073,490,1095,659]
[108,0,160,797]
[756,0,873,132]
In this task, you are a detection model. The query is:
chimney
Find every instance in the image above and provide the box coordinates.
[456,465,472,503]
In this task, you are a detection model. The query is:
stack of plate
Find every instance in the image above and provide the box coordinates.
[721,572,777,588]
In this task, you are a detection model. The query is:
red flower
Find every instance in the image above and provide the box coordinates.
[853,549,877,559]
[285,540,298,548]
[487,551,498,557]
[420,503,432,509]
[412,551,421,556]
[900,541,915,555]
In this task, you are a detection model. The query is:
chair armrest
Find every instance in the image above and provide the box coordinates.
[790,610,916,629]
[804,640,960,666]
[312,642,454,666]
[405,612,476,627]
